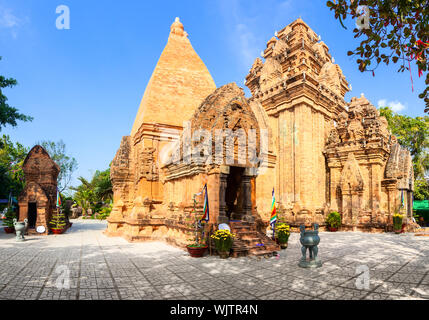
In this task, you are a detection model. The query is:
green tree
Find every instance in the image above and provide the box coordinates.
[70,168,112,215]
[379,106,429,199]
[327,1,429,112]
[379,106,429,177]
[0,57,33,130]
[0,135,29,198]
[414,179,429,200]
[38,140,78,193]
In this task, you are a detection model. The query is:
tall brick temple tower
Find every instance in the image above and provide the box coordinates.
[107,18,216,239]
[245,18,350,224]
[107,17,415,248]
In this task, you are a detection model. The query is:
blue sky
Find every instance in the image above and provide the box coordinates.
[0,0,426,190]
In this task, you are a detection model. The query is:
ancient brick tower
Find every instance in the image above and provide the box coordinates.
[107,18,216,239]
[18,145,60,235]
[245,18,350,225]
[245,18,414,230]
[108,17,415,248]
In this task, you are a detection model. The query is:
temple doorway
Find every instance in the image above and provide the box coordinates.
[28,202,37,229]
[225,167,245,220]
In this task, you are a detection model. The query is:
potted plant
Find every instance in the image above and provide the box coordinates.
[50,210,66,234]
[186,242,208,258]
[393,213,403,234]
[211,229,235,258]
[275,223,291,249]
[326,211,341,232]
[186,195,208,258]
[1,208,16,234]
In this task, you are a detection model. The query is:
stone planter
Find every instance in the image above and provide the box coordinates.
[13,219,28,242]
[186,245,208,258]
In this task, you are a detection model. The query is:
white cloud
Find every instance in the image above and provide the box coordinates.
[235,23,260,68]
[0,7,20,28]
[0,5,27,38]
[377,99,406,113]
[218,0,295,68]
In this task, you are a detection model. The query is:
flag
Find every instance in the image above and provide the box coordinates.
[270,188,277,226]
[401,190,404,208]
[56,190,62,208]
[200,184,209,223]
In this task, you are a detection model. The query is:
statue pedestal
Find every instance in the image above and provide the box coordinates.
[298,258,322,268]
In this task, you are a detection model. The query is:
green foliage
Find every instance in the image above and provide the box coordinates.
[96,204,112,220]
[327,1,429,113]
[71,168,112,215]
[50,210,66,230]
[38,140,78,193]
[211,230,235,252]
[379,106,429,199]
[414,179,429,200]
[393,213,404,230]
[60,194,73,218]
[0,57,33,131]
[326,211,342,228]
[275,223,291,244]
[0,135,29,198]
[1,207,17,228]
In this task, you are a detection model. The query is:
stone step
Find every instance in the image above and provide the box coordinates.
[219,220,279,257]
[249,249,277,257]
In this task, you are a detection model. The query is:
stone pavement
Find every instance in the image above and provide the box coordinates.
[0,220,428,300]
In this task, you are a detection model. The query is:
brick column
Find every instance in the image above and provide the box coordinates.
[242,175,254,223]
[218,173,228,224]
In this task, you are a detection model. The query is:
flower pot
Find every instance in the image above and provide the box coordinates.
[328,227,338,232]
[280,242,288,249]
[186,245,207,258]
[4,227,15,234]
[218,251,230,259]
[51,228,64,235]
[394,229,402,234]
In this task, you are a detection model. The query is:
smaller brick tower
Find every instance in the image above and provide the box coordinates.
[18,145,60,235]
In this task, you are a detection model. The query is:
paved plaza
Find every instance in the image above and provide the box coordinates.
[0,220,428,300]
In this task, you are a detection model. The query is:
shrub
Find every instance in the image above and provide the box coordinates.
[96,205,112,220]
[393,213,403,231]
[326,211,342,229]
[211,229,235,252]
[276,223,291,244]
[50,210,66,230]
[1,207,16,228]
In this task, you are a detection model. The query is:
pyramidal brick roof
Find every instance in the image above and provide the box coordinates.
[131,17,216,135]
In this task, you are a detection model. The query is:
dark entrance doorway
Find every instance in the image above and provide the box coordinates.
[225,167,245,220]
[28,202,37,228]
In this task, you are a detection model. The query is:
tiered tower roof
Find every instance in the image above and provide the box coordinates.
[131,18,216,136]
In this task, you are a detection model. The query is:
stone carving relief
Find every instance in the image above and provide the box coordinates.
[326,96,392,147]
[319,62,343,96]
[111,136,131,180]
[140,147,159,181]
[259,57,283,92]
[272,38,288,60]
[340,153,364,193]
[250,58,263,76]
[312,41,330,63]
